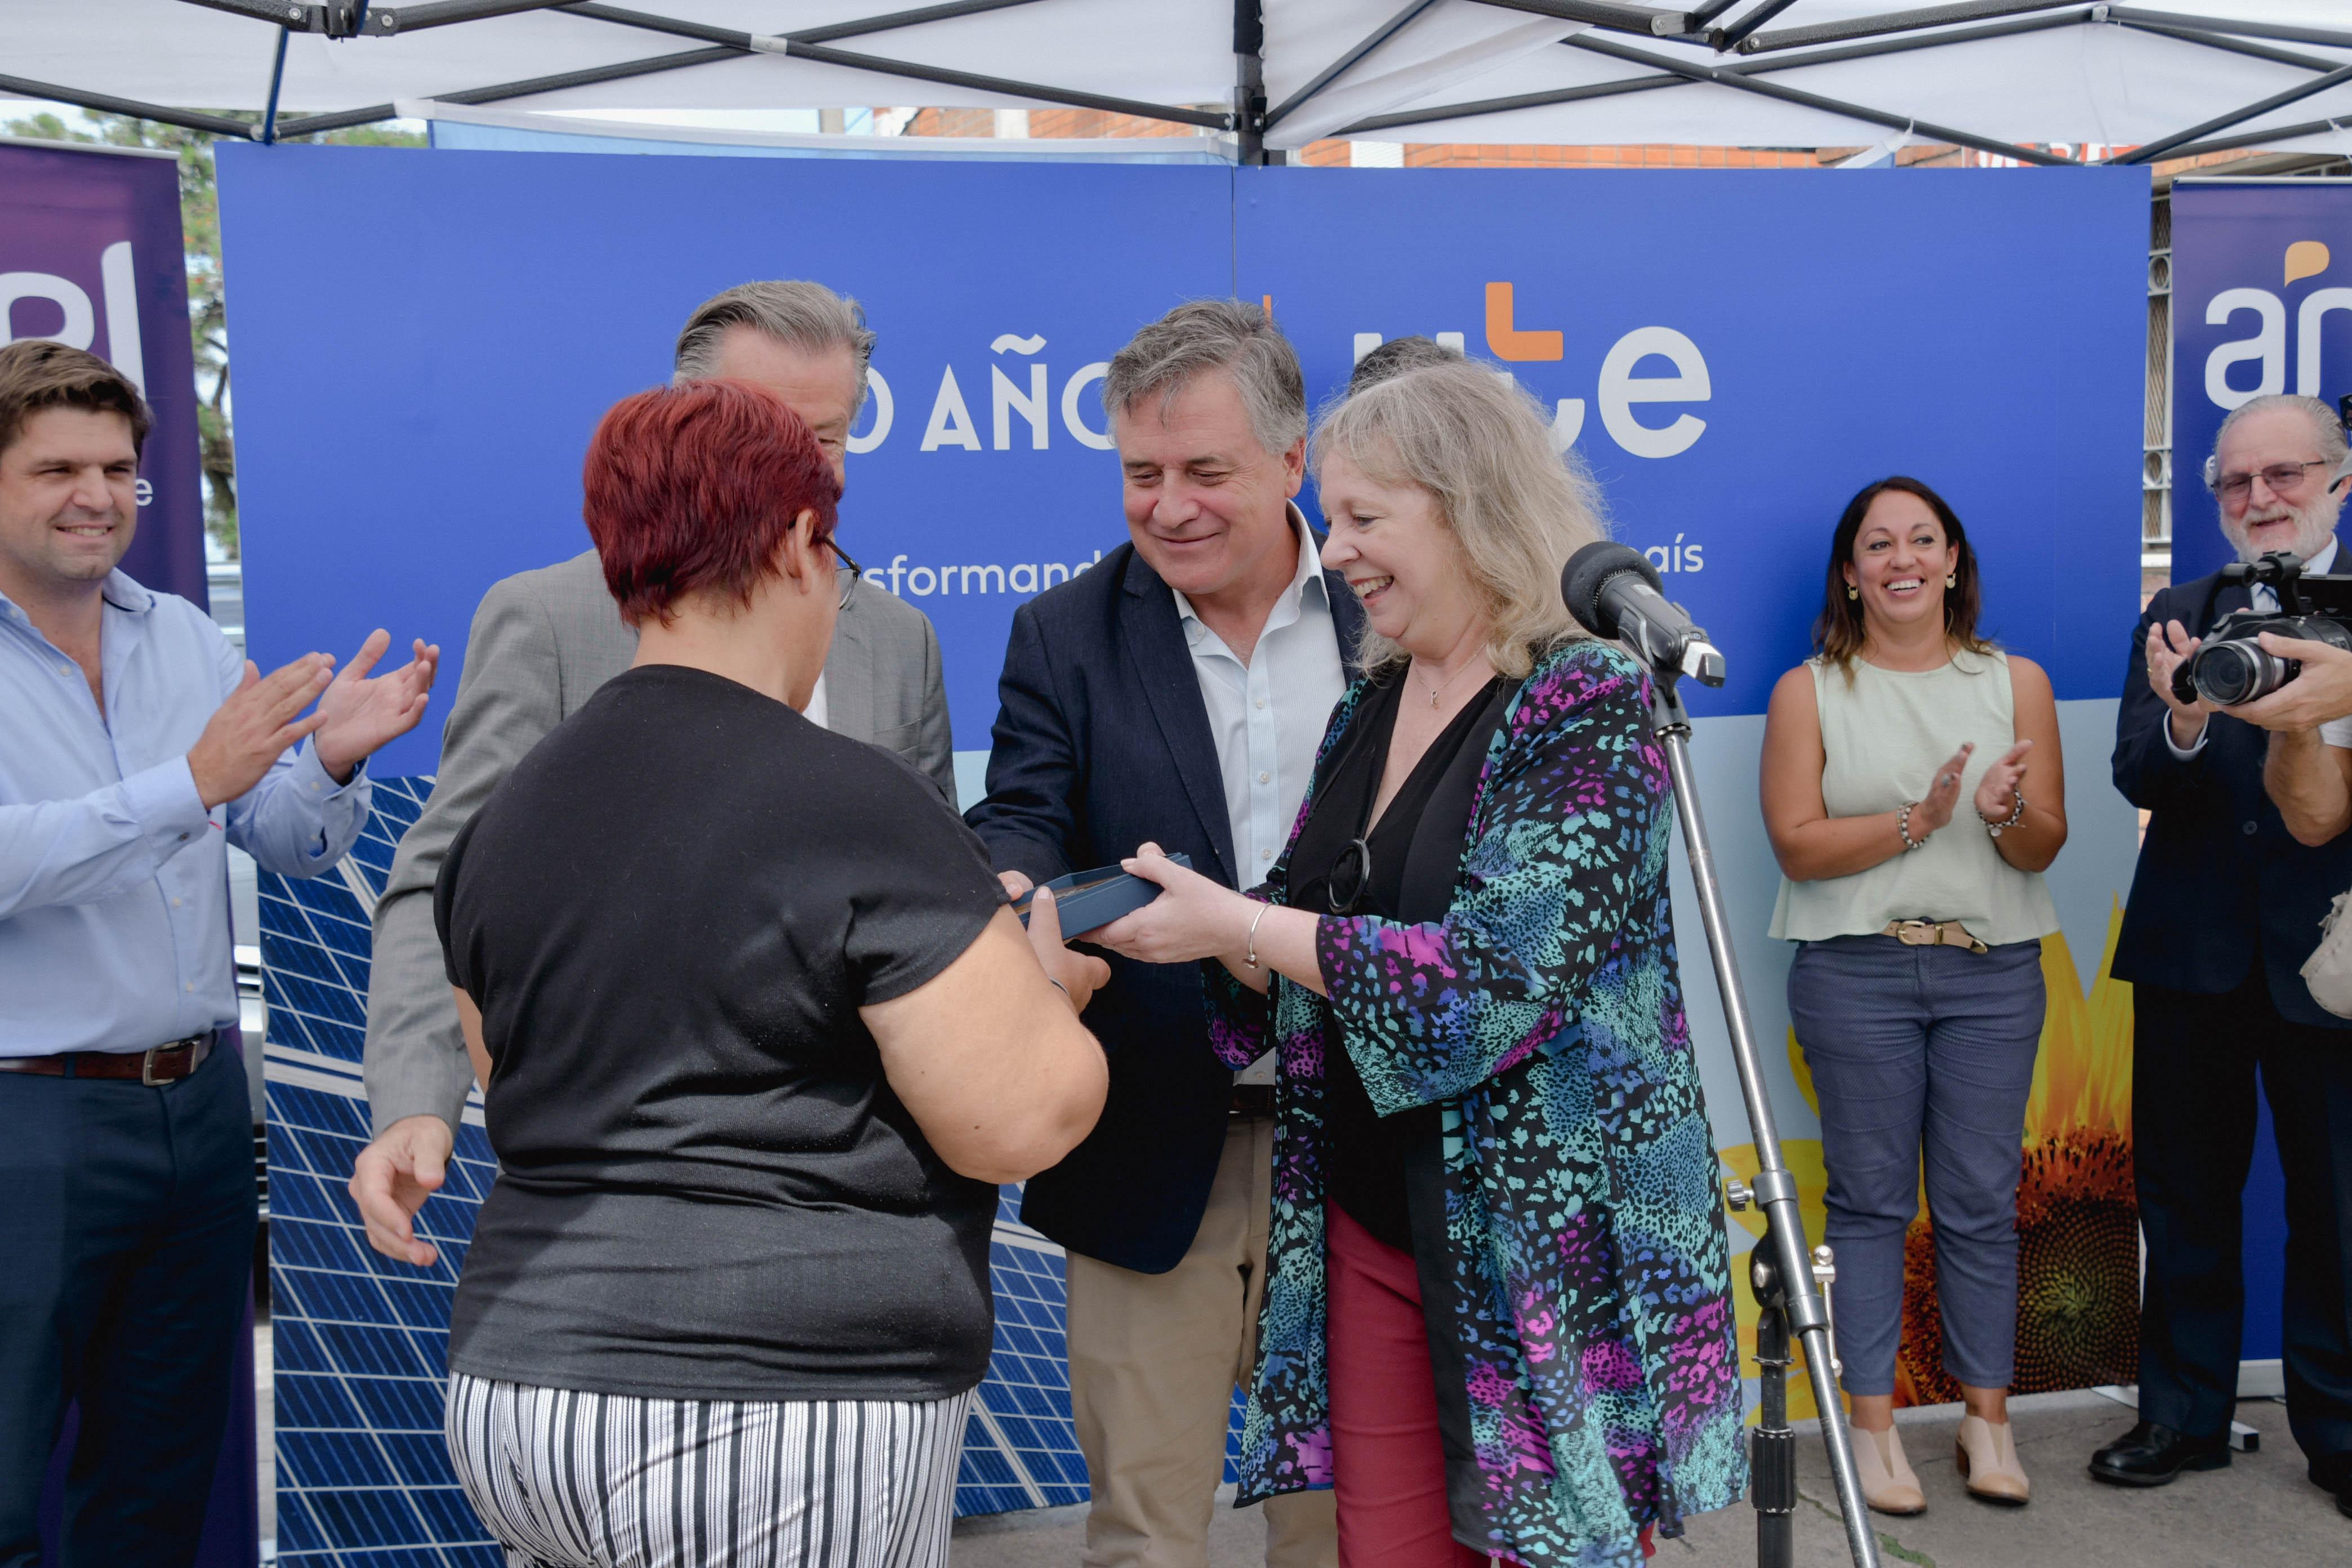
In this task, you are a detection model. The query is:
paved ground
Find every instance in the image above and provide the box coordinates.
[950,1390,2349,1568]
[252,1325,2345,1568]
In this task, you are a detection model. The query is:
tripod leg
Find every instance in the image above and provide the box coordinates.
[1754,1303,1796,1568]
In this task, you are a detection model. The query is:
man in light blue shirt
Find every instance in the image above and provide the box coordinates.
[0,340,436,1567]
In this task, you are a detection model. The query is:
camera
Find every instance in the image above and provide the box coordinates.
[2172,551,2352,706]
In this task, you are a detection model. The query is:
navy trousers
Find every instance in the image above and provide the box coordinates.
[2135,975,2352,1472]
[1788,934,2046,1398]
[0,1041,256,1568]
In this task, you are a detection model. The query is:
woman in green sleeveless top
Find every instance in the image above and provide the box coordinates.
[1759,476,2068,1516]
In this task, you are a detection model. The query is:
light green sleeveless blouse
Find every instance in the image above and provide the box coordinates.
[1767,649,2059,945]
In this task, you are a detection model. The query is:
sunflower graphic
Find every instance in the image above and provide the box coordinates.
[1719,903,2138,1418]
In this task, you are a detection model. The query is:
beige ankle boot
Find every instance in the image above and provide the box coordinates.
[1955,1415,2030,1505]
[1852,1424,1925,1514]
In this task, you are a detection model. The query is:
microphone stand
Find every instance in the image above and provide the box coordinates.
[1645,660,1879,1568]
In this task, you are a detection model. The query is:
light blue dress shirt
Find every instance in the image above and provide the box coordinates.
[1,569,368,1057]
[1170,504,1349,1085]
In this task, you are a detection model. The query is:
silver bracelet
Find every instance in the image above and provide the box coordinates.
[1978,788,2028,838]
[1243,902,1273,969]
[1895,801,1928,852]
[1048,977,1072,1007]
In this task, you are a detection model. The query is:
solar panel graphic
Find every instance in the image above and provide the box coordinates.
[262,778,1242,1563]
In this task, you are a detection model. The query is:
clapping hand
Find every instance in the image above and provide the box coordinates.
[186,654,337,809]
[2146,620,2217,748]
[1907,745,1974,836]
[1972,740,2033,824]
[313,631,440,782]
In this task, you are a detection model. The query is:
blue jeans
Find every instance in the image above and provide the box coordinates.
[1787,934,2044,1398]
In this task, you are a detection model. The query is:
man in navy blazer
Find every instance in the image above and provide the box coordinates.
[968,302,1353,1568]
[2099,394,2352,1521]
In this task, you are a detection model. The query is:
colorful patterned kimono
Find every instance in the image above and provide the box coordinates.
[1204,639,1747,1568]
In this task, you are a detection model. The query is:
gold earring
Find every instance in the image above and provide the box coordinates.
[1846,586,1859,600]
[1945,574,1957,589]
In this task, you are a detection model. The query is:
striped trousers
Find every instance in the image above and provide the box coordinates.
[446,1371,973,1568]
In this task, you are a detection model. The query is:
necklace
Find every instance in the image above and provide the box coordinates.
[1412,656,1487,709]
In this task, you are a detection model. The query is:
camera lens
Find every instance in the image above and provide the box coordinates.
[2194,642,2278,706]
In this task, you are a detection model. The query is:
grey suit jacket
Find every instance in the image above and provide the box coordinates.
[362,548,955,1134]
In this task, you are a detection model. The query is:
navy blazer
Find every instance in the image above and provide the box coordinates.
[966,537,1365,1272]
[2112,544,2352,1027]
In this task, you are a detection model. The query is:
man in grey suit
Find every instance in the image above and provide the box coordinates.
[349,280,955,1265]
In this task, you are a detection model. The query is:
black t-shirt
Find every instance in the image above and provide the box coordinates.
[434,663,1006,1403]
[1288,674,1505,1252]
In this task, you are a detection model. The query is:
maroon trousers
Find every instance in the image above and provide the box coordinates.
[1325,1204,1655,1568]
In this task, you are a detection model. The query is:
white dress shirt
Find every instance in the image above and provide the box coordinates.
[1169,504,1349,1085]
[2164,537,2352,756]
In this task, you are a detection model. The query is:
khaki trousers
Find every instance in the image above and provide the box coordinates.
[1064,1117,1338,1568]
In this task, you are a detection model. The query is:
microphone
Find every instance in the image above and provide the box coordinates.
[1560,542,1726,687]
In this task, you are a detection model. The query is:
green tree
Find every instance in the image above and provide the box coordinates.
[4,109,422,559]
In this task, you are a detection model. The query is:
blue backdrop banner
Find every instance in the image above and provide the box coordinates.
[219,148,2151,1565]
[221,148,1230,775]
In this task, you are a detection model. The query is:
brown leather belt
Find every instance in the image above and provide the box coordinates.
[0,1030,217,1085]
[1229,1083,1276,1119]
[1881,919,1990,955]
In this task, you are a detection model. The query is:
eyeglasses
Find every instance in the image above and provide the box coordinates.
[826,537,864,611]
[2215,460,2329,503]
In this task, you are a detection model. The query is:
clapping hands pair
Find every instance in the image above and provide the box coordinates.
[1907,739,2032,839]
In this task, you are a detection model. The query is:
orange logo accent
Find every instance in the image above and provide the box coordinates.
[1483,282,1562,362]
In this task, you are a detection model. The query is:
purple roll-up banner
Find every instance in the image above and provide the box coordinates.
[0,137,208,609]
[7,139,252,1565]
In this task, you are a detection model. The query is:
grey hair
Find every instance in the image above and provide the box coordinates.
[673,280,877,409]
[1102,299,1306,458]
[1312,358,1608,680]
[1346,335,1463,398]
[2204,393,2350,489]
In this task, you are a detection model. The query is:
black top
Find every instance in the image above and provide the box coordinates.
[1287,673,1507,1251]
[435,663,1008,1402]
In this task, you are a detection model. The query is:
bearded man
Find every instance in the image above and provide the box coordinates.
[2098,393,2352,1525]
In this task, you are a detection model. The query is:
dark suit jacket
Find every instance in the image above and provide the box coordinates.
[2112,543,2352,1027]
[966,537,1365,1272]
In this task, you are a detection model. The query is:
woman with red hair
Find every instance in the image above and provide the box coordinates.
[431,378,1108,1567]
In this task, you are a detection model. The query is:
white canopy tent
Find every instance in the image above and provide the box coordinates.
[6,2,2352,165]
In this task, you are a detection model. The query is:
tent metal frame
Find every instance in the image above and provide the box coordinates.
[8,0,2352,166]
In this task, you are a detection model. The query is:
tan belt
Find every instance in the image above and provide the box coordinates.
[1881,919,1990,955]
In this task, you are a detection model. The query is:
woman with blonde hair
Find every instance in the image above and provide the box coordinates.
[1759,475,2066,1515]
[1098,358,1744,1568]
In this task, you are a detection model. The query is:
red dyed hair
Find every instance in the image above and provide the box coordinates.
[582,378,841,627]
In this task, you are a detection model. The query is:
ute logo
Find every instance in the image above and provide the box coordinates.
[1352,281,1713,461]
